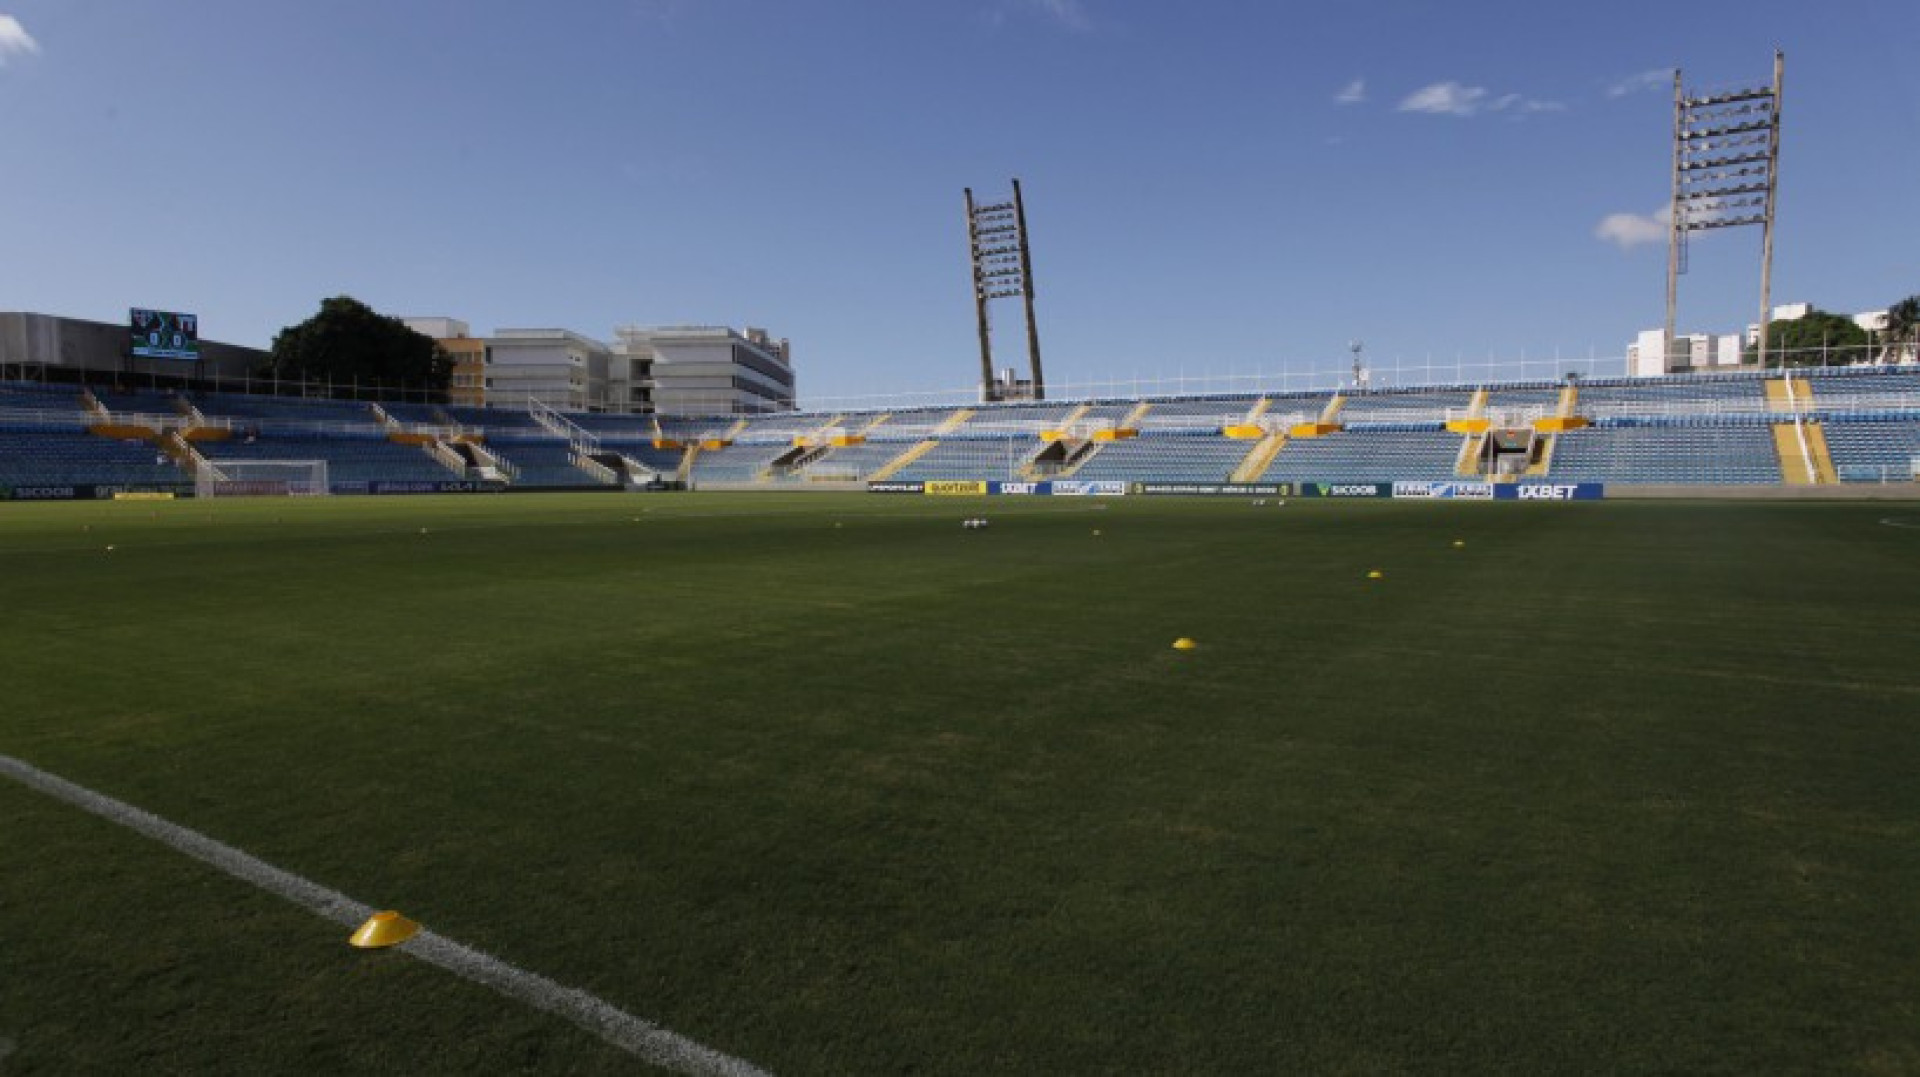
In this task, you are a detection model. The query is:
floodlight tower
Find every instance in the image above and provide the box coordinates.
[965,179,1045,402]
[1663,51,1784,370]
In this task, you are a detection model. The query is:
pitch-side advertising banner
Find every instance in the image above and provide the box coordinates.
[1051,480,1128,497]
[1495,483,1605,500]
[925,480,990,496]
[1,483,193,501]
[1392,481,1495,500]
[1132,482,1294,497]
[1299,482,1390,499]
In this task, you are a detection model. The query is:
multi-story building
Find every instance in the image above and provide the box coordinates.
[401,317,486,408]
[481,328,613,412]
[1626,302,1902,375]
[1627,329,1739,377]
[612,325,795,416]
[400,320,798,416]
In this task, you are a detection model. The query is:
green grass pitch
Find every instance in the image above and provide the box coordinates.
[1,493,1916,1074]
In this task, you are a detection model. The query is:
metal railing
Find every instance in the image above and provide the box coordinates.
[529,399,600,457]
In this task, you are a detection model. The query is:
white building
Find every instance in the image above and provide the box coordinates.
[400,316,470,341]
[613,325,795,416]
[484,328,612,412]
[1627,330,1739,377]
[1627,302,1856,376]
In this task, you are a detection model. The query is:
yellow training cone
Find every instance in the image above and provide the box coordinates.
[1367,570,1383,579]
[1452,540,1465,548]
[350,910,421,949]
[1172,637,1199,651]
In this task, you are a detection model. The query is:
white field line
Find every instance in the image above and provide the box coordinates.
[1879,517,1920,530]
[0,753,770,1077]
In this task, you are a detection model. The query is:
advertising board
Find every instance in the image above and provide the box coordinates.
[1051,480,1127,497]
[1495,483,1605,501]
[925,480,989,496]
[1392,481,1494,500]
[1299,482,1390,498]
[1132,483,1293,497]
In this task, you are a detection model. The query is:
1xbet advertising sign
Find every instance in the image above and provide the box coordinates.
[1495,483,1605,501]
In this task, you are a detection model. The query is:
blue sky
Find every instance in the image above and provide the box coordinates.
[2,1,1916,403]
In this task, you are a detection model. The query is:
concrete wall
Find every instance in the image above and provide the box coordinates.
[0,312,265,381]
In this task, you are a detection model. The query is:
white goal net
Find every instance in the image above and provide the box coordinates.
[196,459,331,498]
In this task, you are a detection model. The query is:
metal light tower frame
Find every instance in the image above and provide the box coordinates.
[965,179,1045,402]
[1663,51,1784,371]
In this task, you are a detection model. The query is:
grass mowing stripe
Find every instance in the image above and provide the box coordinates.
[0,752,771,1077]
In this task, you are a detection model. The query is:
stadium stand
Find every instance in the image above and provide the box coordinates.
[858,408,964,441]
[1822,418,1920,482]
[203,432,458,485]
[1071,402,1141,427]
[483,443,614,487]
[445,405,551,438]
[1134,395,1264,433]
[1071,434,1252,482]
[689,442,801,482]
[6,368,1920,493]
[195,393,381,429]
[1573,374,1768,419]
[1484,384,1566,414]
[0,426,186,486]
[571,414,660,441]
[1264,428,1462,482]
[1543,420,1780,485]
[889,437,1034,482]
[962,401,1081,436]
[1339,389,1475,425]
[379,402,459,427]
[88,386,190,419]
[798,440,914,480]
[0,383,89,419]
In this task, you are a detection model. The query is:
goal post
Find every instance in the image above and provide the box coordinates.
[196,459,330,498]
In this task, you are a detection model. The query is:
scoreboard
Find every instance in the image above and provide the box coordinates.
[131,308,200,361]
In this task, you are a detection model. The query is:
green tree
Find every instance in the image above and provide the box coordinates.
[266,296,451,399]
[1744,309,1870,368]
[1882,295,1920,363]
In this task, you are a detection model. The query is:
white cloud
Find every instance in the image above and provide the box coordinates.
[1334,78,1367,105]
[1399,80,1562,118]
[0,14,40,65]
[1011,0,1091,31]
[1490,93,1566,116]
[1607,68,1673,98]
[1595,205,1672,249]
[1398,81,1488,116]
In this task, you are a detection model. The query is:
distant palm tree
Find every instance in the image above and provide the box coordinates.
[1884,296,1920,363]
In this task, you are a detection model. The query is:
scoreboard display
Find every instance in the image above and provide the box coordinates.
[131,308,200,361]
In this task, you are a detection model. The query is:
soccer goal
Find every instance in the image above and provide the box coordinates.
[196,459,330,498]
